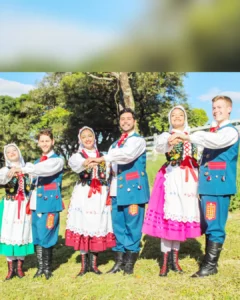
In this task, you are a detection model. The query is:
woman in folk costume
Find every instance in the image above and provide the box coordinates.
[65,126,116,276]
[142,105,201,276]
[0,144,34,280]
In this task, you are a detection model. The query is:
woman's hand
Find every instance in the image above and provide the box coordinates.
[7,167,17,178]
[86,162,98,169]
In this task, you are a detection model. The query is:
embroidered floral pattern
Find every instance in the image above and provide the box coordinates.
[165,142,197,167]
[5,175,30,200]
[78,152,108,186]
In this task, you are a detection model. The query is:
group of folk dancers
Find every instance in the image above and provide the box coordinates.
[0,95,238,280]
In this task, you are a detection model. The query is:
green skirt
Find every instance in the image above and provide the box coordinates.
[0,198,34,256]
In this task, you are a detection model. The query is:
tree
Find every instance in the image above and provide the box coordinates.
[0,72,188,161]
[188,108,208,127]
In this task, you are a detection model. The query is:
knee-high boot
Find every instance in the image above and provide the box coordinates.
[77,253,89,277]
[16,259,25,278]
[159,252,170,277]
[89,252,102,275]
[33,245,44,278]
[5,260,17,281]
[192,241,222,278]
[124,251,138,275]
[43,247,53,280]
[171,249,183,273]
[106,252,125,274]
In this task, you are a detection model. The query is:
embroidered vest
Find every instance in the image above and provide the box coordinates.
[34,153,63,213]
[5,174,30,200]
[198,123,239,195]
[112,133,150,205]
[165,141,198,167]
[78,152,108,186]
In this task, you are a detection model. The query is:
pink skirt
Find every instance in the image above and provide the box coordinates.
[142,166,201,241]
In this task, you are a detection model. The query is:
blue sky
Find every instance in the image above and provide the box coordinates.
[2,0,146,31]
[1,72,240,123]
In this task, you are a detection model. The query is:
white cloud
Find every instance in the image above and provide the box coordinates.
[0,12,119,67]
[198,88,240,102]
[0,78,34,97]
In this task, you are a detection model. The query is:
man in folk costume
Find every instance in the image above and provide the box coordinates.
[21,129,64,279]
[169,96,239,277]
[90,108,150,275]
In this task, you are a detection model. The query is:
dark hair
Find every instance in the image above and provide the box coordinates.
[119,108,136,120]
[36,129,54,140]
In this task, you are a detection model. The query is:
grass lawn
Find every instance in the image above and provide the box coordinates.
[0,155,240,299]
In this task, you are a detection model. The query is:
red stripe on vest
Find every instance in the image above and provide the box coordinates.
[125,171,140,180]
[208,162,226,170]
[43,182,58,190]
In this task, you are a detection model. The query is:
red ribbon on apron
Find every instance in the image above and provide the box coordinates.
[180,156,198,182]
[15,174,25,219]
[88,178,102,198]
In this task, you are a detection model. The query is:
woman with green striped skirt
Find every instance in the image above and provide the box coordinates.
[0,144,34,280]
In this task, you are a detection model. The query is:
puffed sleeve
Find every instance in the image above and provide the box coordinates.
[0,167,11,185]
[155,132,173,154]
[68,153,86,173]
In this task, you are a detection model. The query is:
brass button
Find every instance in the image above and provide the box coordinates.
[119,176,123,180]
[37,194,42,197]
[119,184,123,188]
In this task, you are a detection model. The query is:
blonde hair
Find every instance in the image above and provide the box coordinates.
[212,95,232,107]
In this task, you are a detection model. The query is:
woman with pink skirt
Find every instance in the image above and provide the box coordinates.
[142,106,201,276]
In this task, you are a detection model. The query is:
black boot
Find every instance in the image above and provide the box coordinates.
[124,251,138,275]
[107,252,125,274]
[89,252,102,275]
[192,241,222,278]
[77,253,89,277]
[33,245,44,278]
[5,260,16,281]
[43,247,53,280]
[16,259,25,278]
[171,249,183,273]
[159,252,170,277]
[205,235,209,254]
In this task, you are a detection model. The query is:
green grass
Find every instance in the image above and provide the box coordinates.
[0,156,240,299]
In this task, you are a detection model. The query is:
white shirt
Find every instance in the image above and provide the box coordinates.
[68,149,95,173]
[104,131,146,197]
[189,120,239,149]
[0,167,11,185]
[22,150,64,177]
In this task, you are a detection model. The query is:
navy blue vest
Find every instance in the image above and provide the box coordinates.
[199,123,239,196]
[34,153,63,213]
[112,133,150,205]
